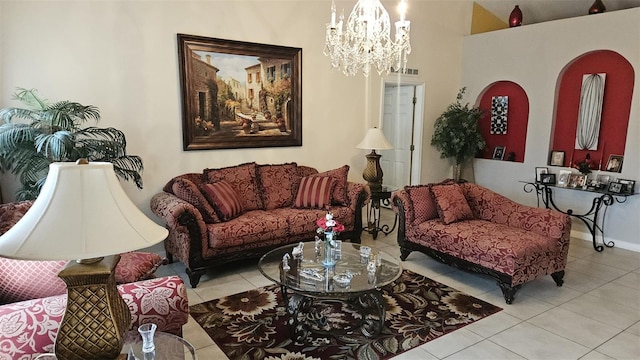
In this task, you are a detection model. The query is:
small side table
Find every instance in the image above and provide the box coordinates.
[364,185,398,240]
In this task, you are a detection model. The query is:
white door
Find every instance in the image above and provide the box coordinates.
[380,82,423,191]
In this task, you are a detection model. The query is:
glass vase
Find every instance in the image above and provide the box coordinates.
[138,323,157,353]
[322,231,336,267]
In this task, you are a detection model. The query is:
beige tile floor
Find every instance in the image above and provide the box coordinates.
[153,208,640,359]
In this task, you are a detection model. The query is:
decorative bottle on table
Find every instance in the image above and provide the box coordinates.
[316,213,345,268]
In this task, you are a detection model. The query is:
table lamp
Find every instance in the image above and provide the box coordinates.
[0,160,168,360]
[356,127,393,191]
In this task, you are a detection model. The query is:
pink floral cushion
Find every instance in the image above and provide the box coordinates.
[258,163,301,210]
[314,165,349,206]
[171,178,220,223]
[430,183,474,225]
[200,181,245,221]
[293,176,335,209]
[204,162,263,211]
[0,275,188,358]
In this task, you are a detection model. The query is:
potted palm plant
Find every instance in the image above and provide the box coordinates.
[0,88,144,200]
[431,88,485,181]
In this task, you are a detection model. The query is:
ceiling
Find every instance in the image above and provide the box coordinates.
[475,0,640,25]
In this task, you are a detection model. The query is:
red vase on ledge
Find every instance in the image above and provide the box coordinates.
[589,0,606,14]
[509,5,523,27]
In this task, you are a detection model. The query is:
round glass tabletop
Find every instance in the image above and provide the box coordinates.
[258,241,402,299]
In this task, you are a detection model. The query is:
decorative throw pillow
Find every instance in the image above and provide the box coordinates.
[171,178,220,223]
[200,181,245,221]
[430,183,474,225]
[204,162,263,211]
[258,163,301,210]
[314,165,349,205]
[115,252,167,284]
[0,258,67,303]
[293,176,335,209]
[405,185,439,224]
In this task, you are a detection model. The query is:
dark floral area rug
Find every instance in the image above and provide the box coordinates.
[190,270,502,360]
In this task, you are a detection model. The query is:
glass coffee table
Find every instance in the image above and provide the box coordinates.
[258,241,402,344]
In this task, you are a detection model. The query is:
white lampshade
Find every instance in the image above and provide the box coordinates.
[0,161,168,260]
[356,128,394,150]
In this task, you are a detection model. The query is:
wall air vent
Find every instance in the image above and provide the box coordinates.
[390,67,419,76]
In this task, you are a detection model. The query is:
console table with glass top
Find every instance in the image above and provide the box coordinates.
[258,242,402,344]
[521,181,637,252]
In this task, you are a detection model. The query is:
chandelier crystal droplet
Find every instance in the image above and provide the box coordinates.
[323,0,412,77]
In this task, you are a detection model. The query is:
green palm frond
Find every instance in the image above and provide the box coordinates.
[0,123,36,152]
[13,88,49,110]
[13,150,50,186]
[34,131,74,161]
[42,101,100,130]
[110,156,144,189]
[0,88,144,199]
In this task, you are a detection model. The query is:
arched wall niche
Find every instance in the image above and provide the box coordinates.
[477,81,529,162]
[552,50,634,169]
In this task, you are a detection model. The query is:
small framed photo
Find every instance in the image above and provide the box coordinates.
[568,173,587,188]
[596,174,610,185]
[540,173,556,185]
[605,155,624,173]
[608,181,623,194]
[549,150,565,167]
[557,170,572,187]
[618,179,636,194]
[535,167,549,182]
[493,146,506,160]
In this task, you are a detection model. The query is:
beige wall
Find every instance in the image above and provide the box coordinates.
[0,1,472,215]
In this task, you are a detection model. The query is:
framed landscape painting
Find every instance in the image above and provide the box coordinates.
[177,34,302,150]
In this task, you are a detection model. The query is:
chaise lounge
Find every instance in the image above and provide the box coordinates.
[392,180,572,304]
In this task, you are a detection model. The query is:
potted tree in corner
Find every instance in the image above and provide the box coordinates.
[431,88,485,181]
[0,88,144,200]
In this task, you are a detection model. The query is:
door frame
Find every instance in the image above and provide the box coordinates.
[379,77,425,186]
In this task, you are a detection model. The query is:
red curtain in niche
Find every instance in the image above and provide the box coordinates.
[552,50,634,170]
[478,81,529,162]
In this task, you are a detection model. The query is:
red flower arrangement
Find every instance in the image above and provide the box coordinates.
[316,212,345,234]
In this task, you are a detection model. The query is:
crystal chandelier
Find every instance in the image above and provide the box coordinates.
[324,0,411,77]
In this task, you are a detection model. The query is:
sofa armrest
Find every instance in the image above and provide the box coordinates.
[464,183,571,244]
[120,275,189,336]
[391,190,412,225]
[346,182,370,211]
[0,275,189,357]
[150,192,208,267]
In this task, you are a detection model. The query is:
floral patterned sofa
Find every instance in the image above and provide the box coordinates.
[392,180,571,304]
[151,162,369,288]
[0,201,190,359]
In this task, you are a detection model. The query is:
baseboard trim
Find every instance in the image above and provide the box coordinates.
[570,230,640,253]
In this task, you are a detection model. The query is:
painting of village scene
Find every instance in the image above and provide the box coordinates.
[178,34,302,150]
